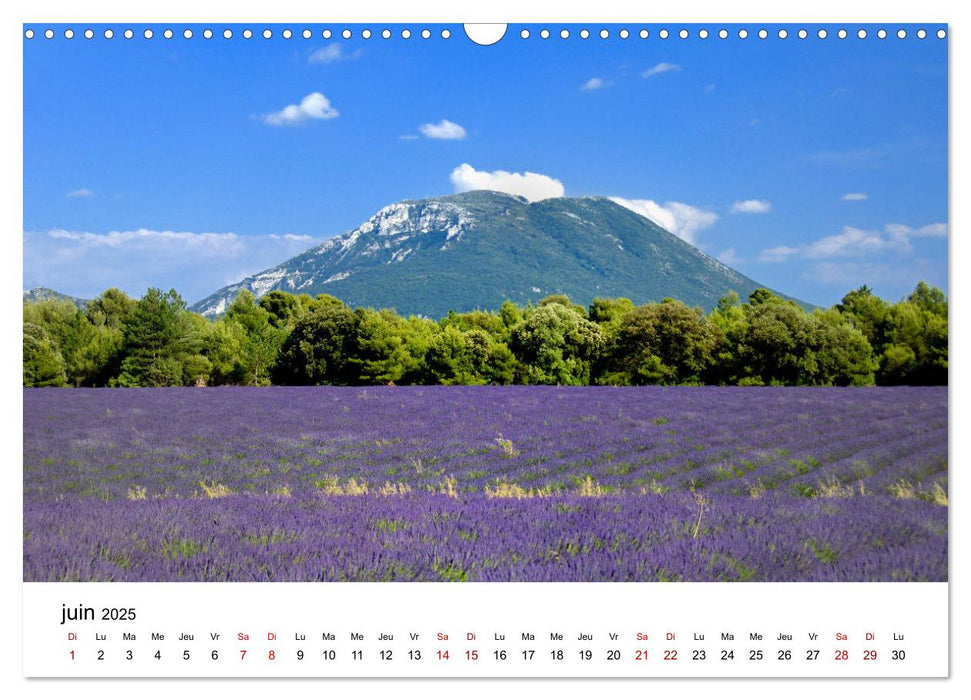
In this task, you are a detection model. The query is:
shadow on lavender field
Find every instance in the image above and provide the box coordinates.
[23,386,947,582]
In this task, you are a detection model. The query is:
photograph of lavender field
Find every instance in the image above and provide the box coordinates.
[24,386,946,581]
[24,24,947,582]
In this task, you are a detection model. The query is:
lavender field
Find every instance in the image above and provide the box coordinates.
[23,386,947,582]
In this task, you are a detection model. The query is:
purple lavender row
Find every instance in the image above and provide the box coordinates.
[24,493,945,582]
[23,386,947,581]
[25,386,947,500]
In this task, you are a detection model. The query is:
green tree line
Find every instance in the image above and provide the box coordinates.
[23,283,947,388]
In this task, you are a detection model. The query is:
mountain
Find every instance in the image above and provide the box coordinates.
[191,191,800,318]
[23,287,88,309]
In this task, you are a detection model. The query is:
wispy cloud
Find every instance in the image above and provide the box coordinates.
[759,222,947,263]
[840,192,868,201]
[803,261,900,286]
[24,229,320,303]
[450,163,564,202]
[269,233,315,242]
[66,188,94,198]
[48,228,244,253]
[730,199,772,214]
[580,77,607,91]
[419,119,467,140]
[263,92,339,126]
[610,197,718,246]
[884,222,947,240]
[758,246,802,263]
[807,145,887,167]
[642,62,681,79]
[308,44,361,64]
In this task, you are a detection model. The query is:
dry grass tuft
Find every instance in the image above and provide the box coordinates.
[494,434,521,458]
[577,475,608,497]
[378,481,413,496]
[639,479,669,495]
[437,475,459,498]
[198,480,234,499]
[318,477,369,496]
[747,479,768,499]
[814,477,857,498]
[888,479,947,506]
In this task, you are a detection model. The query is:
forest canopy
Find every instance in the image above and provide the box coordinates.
[23,283,948,388]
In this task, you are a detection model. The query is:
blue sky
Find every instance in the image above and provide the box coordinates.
[23,24,948,308]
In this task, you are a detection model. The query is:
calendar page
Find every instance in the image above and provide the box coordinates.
[13,0,959,695]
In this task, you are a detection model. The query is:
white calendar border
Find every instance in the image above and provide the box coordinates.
[3,0,964,697]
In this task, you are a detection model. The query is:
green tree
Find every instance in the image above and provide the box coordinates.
[259,290,304,329]
[509,303,603,385]
[907,281,948,317]
[879,290,947,385]
[113,288,201,386]
[441,309,510,341]
[706,292,745,384]
[62,314,122,386]
[538,294,587,316]
[748,288,777,306]
[24,298,123,386]
[273,302,360,385]
[350,310,434,384]
[86,288,136,330]
[205,316,247,385]
[23,299,78,348]
[424,325,516,385]
[588,297,635,326]
[424,324,482,385]
[736,295,812,385]
[837,285,890,348]
[23,323,67,387]
[223,291,284,385]
[598,300,717,385]
[803,309,877,386]
[499,300,524,330]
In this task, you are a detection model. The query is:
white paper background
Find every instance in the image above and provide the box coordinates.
[3,1,964,698]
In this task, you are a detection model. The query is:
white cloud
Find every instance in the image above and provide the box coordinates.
[731,199,772,214]
[717,248,741,266]
[884,222,947,240]
[758,246,801,263]
[263,92,339,126]
[841,192,868,201]
[806,262,896,285]
[642,62,681,79]
[24,229,321,304]
[48,228,244,254]
[66,188,94,198]
[610,197,718,245]
[807,145,886,167]
[758,222,947,262]
[308,44,360,64]
[580,77,607,91]
[269,233,315,242]
[450,163,565,202]
[419,119,467,140]
[805,226,902,258]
